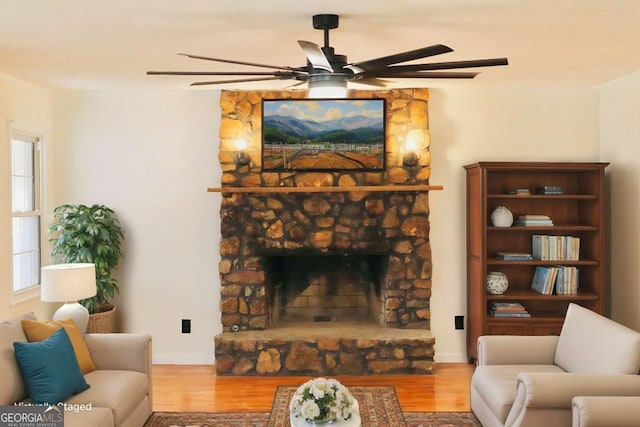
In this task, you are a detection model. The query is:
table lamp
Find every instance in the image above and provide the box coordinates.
[41,263,97,333]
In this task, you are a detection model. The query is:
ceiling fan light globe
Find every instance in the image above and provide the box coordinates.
[307,75,348,98]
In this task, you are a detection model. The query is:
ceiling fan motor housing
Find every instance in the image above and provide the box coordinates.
[317,48,349,75]
[312,14,339,31]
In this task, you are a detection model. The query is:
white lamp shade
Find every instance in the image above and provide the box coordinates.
[41,263,97,302]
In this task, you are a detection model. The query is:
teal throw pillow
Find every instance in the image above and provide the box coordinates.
[13,327,90,404]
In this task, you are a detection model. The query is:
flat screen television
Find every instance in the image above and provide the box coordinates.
[261,98,386,171]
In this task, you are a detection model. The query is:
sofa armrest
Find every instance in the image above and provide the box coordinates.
[505,373,640,427]
[516,373,640,408]
[571,396,640,427]
[84,333,152,376]
[572,396,640,427]
[477,335,559,365]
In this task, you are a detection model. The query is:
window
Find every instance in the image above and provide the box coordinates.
[11,130,42,294]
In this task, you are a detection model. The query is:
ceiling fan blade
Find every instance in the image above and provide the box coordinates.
[383,58,509,73]
[297,41,334,72]
[282,80,308,89]
[348,44,453,73]
[147,71,281,76]
[190,76,287,86]
[178,53,294,71]
[374,71,479,79]
[352,78,390,87]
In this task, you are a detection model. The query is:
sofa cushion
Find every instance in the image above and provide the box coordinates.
[472,364,564,423]
[0,312,36,405]
[66,370,149,426]
[64,406,114,427]
[22,318,96,374]
[13,328,90,404]
[555,303,640,374]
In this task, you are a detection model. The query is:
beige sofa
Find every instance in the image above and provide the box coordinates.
[471,303,640,427]
[572,396,640,427]
[1,313,152,427]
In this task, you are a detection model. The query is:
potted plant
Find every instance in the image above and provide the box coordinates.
[48,204,124,332]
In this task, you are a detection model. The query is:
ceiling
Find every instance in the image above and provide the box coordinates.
[1,0,639,91]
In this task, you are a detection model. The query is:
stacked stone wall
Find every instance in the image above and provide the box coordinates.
[218,89,433,333]
[215,335,435,376]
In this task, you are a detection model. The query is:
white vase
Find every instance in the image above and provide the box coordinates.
[486,271,509,295]
[490,206,514,227]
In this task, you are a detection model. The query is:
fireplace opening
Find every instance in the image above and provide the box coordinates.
[264,253,389,325]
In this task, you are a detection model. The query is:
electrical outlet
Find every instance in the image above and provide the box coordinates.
[181,319,191,334]
[454,315,464,330]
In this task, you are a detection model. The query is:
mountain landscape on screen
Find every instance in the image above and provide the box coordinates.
[262,101,385,171]
[264,114,383,143]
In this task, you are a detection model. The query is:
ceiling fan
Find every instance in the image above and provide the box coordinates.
[147,14,508,92]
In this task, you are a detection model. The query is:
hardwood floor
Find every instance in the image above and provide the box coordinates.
[152,363,475,413]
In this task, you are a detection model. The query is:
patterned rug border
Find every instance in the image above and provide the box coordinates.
[144,411,268,426]
[144,411,480,427]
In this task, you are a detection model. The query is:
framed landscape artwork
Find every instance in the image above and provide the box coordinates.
[261,98,386,171]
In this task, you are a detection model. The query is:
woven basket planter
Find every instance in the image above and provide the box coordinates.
[86,307,116,333]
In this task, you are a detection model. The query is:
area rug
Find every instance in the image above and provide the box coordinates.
[145,385,480,426]
[144,411,480,427]
[403,412,481,427]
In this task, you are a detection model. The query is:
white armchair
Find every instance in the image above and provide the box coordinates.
[471,303,640,427]
[572,396,640,427]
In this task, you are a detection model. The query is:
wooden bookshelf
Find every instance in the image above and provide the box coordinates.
[464,162,608,360]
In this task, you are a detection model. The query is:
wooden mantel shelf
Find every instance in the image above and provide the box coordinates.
[207,184,443,194]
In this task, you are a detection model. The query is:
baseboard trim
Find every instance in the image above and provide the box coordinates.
[434,353,469,363]
[152,354,214,365]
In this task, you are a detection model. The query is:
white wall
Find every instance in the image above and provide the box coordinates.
[0,74,56,320]
[598,71,640,331]
[52,91,221,363]
[428,85,600,361]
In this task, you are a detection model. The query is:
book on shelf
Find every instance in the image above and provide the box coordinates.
[516,214,553,226]
[531,266,558,295]
[495,251,533,261]
[531,266,550,294]
[519,214,551,220]
[489,311,532,318]
[514,219,554,226]
[554,266,579,295]
[530,265,580,295]
[508,188,531,195]
[554,266,565,294]
[488,301,530,317]
[546,267,559,294]
[489,302,527,312]
[531,235,544,259]
[535,186,564,195]
[532,234,580,260]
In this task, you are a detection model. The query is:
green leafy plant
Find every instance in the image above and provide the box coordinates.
[48,204,124,314]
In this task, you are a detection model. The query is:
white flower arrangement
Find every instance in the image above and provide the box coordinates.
[289,378,355,423]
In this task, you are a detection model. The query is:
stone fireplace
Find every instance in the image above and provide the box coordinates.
[214,89,436,375]
[265,252,388,324]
